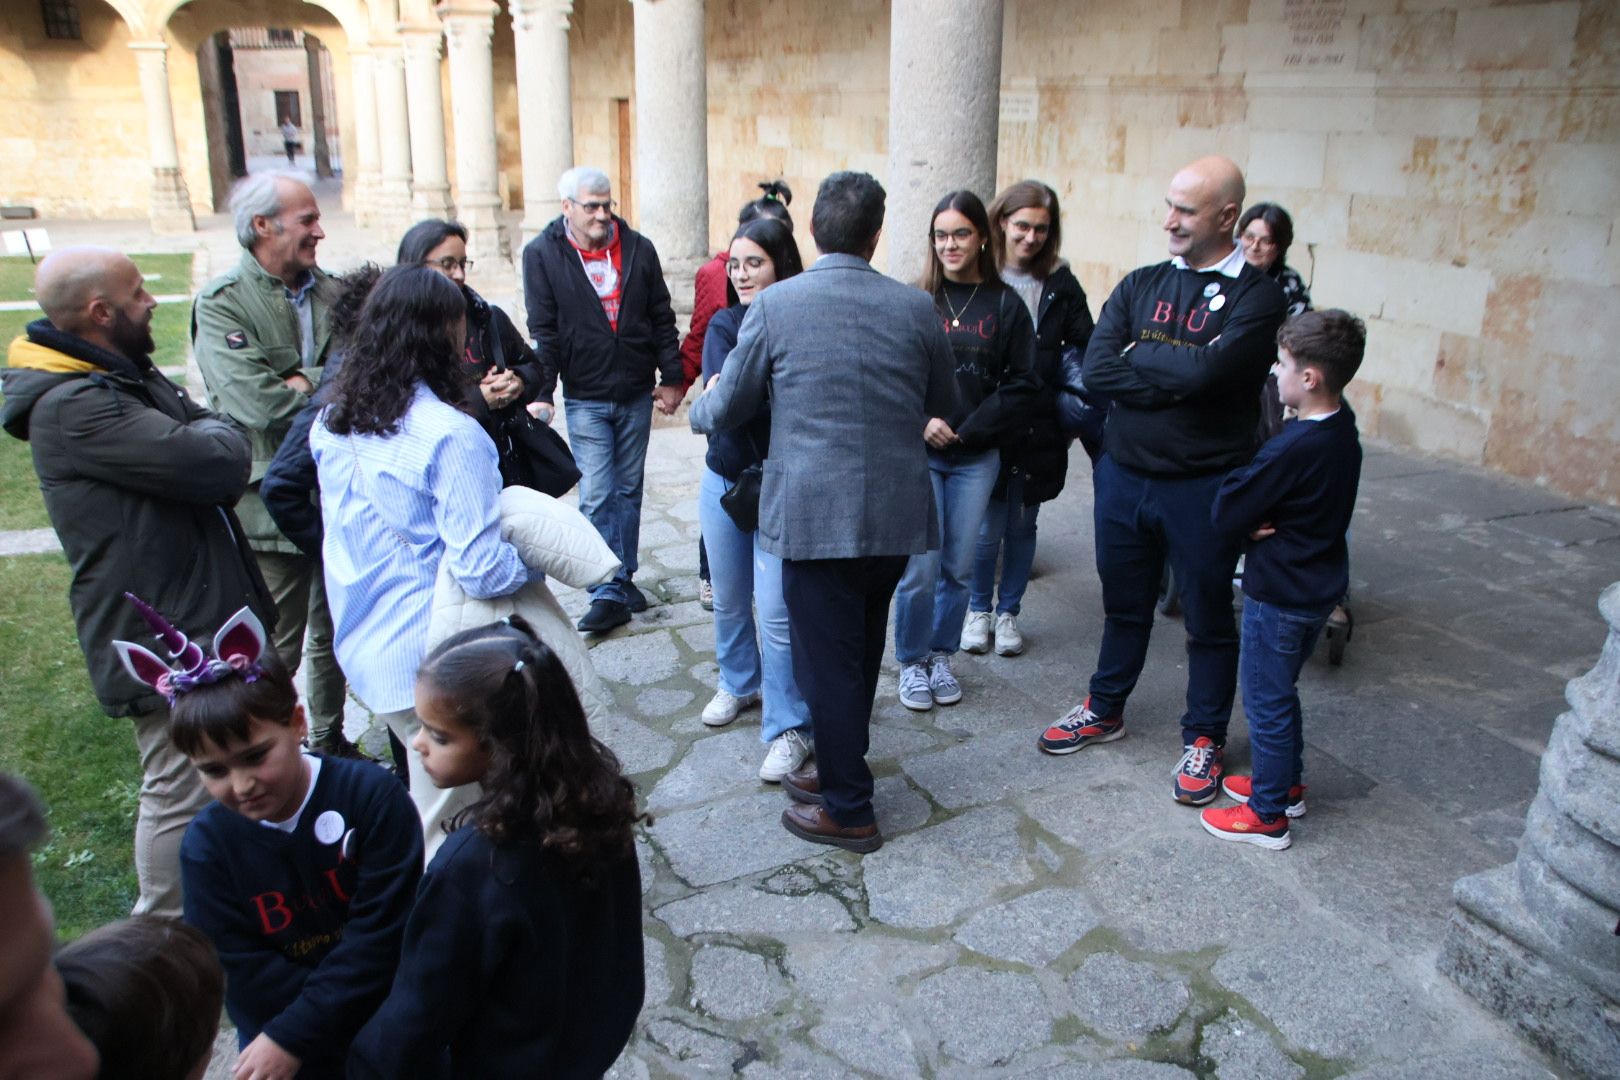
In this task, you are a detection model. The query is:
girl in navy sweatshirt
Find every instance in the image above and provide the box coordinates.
[349,616,647,1079]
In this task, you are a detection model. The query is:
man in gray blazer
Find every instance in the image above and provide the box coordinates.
[691,171,958,853]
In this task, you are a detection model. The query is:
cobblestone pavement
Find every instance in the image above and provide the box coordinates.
[24,212,1615,1078]
[380,413,1614,1078]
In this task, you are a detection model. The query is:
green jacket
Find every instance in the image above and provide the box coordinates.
[192,251,334,554]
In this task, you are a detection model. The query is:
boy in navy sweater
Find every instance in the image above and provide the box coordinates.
[113,602,422,1079]
[1204,310,1365,850]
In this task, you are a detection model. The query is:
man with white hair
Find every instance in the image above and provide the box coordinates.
[191,173,352,755]
[522,166,683,633]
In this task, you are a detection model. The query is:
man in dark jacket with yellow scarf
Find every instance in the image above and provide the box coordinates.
[0,247,272,918]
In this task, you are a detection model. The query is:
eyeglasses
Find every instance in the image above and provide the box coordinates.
[573,199,617,215]
[426,256,473,272]
[1007,221,1051,237]
[932,228,976,245]
[728,255,770,275]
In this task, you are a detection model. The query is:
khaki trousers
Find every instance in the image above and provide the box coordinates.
[129,707,211,918]
[256,551,347,738]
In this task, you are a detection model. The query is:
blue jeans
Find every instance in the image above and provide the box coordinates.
[699,467,811,743]
[1240,597,1332,819]
[1087,454,1242,744]
[894,448,1001,665]
[565,397,652,605]
[969,469,1041,616]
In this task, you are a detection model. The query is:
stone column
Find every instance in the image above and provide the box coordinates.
[511,0,574,244]
[438,1,505,262]
[129,40,195,234]
[373,43,415,229]
[1440,580,1620,1077]
[347,48,383,224]
[630,0,708,274]
[401,24,454,218]
[304,35,334,179]
[884,0,1003,283]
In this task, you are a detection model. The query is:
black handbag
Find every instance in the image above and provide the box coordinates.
[493,407,581,496]
[1055,344,1108,462]
[719,462,762,532]
[483,313,580,496]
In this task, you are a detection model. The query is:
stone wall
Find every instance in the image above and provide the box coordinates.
[999,0,1620,503]
[0,4,151,219]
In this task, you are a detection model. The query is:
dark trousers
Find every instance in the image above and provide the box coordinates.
[1087,454,1242,745]
[782,554,908,828]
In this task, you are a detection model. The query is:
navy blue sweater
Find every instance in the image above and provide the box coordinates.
[347,825,644,1079]
[180,755,423,1078]
[700,304,772,482]
[1211,405,1362,609]
[1084,259,1286,477]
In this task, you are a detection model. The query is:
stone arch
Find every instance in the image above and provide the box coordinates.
[155,0,364,213]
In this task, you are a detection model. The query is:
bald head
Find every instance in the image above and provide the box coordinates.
[34,248,134,332]
[32,247,156,358]
[1163,156,1247,269]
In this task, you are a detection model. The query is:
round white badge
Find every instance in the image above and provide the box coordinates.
[1203,282,1221,298]
[1209,294,1227,312]
[314,810,346,845]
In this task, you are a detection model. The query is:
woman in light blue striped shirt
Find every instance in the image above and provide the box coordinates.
[311,266,533,847]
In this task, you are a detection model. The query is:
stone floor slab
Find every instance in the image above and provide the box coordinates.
[911,967,1054,1069]
[654,881,855,938]
[863,807,1036,929]
[1065,953,1190,1042]
[904,727,1079,809]
[1212,936,1443,1060]
[648,727,770,812]
[653,790,819,887]
[688,944,788,1021]
[783,935,956,1006]
[1199,1011,1304,1080]
[954,886,1100,968]
[812,1001,923,1079]
[589,630,684,686]
[594,712,677,776]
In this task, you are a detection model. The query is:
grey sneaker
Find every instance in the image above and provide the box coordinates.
[898,663,933,711]
[994,612,1024,656]
[928,653,962,705]
[961,610,992,654]
[759,729,813,782]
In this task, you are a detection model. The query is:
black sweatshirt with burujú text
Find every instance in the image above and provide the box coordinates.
[1082,259,1286,478]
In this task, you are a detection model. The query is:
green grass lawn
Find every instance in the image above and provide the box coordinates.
[0,436,47,531]
[0,252,195,304]
[0,554,142,939]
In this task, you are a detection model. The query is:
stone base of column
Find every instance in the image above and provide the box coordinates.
[411,184,454,219]
[375,179,415,234]
[352,170,382,226]
[149,167,195,234]
[460,202,507,267]
[520,196,561,249]
[1440,864,1620,1077]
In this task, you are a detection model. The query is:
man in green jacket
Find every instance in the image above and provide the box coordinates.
[192,173,351,755]
[1,247,272,917]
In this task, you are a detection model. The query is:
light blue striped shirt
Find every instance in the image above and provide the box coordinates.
[311,384,530,712]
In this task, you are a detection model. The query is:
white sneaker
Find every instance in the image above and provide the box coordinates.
[961,610,992,654]
[701,689,759,727]
[759,729,812,782]
[994,612,1024,656]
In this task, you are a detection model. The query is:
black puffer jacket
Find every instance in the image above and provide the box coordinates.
[1,319,273,717]
[998,264,1094,505]
[521,216,681,403]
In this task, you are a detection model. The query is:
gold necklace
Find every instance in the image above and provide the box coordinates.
[941,280,981,327]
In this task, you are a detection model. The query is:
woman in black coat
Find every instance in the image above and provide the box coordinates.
[963,180,1094,658]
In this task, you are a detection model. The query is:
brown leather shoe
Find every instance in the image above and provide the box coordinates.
[780,803,882,854]
[782,764,822,805]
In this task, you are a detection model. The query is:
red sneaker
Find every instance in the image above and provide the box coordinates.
[1200,802,1292,850]
[1172,737,1224,805]
[1221,774,1307,818]
[1038,698,1125,755]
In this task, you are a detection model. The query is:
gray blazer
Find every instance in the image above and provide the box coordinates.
[690,253,959,561]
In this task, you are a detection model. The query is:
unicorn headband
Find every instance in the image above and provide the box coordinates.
[112,594,267,703]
